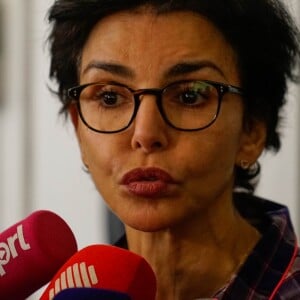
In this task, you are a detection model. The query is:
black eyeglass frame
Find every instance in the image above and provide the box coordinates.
[67,80,243,134]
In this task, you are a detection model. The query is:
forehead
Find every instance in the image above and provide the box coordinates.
[80,9,239,84]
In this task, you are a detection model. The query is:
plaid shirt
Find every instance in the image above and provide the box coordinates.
[214,193,300,300]
[115,193,300,299]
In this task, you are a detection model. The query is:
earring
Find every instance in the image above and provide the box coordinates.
[82,163,89,173]
[240,160,250,170]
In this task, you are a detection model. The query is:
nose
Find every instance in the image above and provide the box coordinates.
[131,95,169,153]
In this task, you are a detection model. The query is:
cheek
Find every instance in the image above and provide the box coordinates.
[181,110,244,186]
[182,132,238,177]
[77,126,121,178]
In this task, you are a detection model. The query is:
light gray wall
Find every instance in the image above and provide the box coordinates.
[255,0,300,235]
[0,1,109,297]
[0,0,108,248]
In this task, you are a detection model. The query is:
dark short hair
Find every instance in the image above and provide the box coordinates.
[47,0,300,192]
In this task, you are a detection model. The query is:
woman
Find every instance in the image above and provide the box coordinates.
[47,0,300,299]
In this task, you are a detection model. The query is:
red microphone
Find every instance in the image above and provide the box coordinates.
[0,210,77,299]
[40,244,157,300]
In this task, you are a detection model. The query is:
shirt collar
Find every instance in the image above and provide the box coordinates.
[220,194,298,299]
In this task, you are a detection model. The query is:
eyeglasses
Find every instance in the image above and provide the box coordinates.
[68,80,243,133]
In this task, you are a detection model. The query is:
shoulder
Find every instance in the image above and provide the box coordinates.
[274,250,300,299]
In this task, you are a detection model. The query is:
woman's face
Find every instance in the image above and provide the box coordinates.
[72,10,265,231]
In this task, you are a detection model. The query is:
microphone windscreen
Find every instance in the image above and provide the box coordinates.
[53,287,131,300]
[40,244,156,300]
[0,210,77,299]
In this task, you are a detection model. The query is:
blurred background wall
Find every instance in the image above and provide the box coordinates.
[252,0,300,233]
[0,0,299,298]
[0,0,108,249]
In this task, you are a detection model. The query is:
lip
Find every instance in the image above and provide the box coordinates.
[120,167,177,198]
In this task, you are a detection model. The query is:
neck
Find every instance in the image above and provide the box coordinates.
[125,198,261,300]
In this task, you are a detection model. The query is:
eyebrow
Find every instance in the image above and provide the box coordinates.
[82,60,225,80]
[164,61,226,79]
[82,61,135,78]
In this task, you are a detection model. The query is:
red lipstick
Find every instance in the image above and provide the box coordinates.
[121,168,176,198]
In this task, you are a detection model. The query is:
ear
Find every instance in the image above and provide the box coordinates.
[235,120,267,167]
[68,105,89,169]
[68,104,79,130]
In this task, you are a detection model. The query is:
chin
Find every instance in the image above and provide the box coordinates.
[122,211,180,232]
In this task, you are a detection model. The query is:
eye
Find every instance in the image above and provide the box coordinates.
[179,89,205,105]
[97,91,120,106]
[167,81,214,107]
[84,84,132,108]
